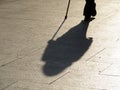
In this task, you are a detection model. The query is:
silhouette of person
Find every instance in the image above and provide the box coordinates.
[83,0,97,21]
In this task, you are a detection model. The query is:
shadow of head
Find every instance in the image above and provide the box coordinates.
[42,20,93,76]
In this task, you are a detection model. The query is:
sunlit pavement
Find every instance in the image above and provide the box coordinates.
[0,0,120,90]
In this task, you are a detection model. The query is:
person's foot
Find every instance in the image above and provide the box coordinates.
[90,17,95,20]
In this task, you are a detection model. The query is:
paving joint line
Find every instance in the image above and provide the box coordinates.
[86,48,106,61]
[1,81,18,90]
[49,71,70,85]
[99,63,113,74]
[0,47,42,68]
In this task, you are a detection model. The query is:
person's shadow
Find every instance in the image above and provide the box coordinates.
[42,20,93,76]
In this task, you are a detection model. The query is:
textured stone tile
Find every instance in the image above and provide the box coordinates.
[100,64,120,76]
[2,80,108,90]
[1,0,120,90]
[0,78,17,90]
[90,47,120,63]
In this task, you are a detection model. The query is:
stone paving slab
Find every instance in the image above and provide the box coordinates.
[1,0,120,90]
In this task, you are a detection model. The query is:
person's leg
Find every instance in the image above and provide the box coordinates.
[83,1,91,21]
[84,15,91,21]
[91,2,97,16]
[83,0,97,21]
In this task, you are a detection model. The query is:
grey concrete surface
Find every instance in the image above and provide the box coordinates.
[0,0,120,90]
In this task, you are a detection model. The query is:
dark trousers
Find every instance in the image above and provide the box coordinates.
[83,0,96,17]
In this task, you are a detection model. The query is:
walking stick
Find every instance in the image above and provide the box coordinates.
[51,0,71,40]
[65,0,71,19]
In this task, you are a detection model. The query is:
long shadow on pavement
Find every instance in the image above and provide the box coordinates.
[42,20,93,76]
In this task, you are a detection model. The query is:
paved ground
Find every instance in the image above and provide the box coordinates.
[0,0,120,90]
